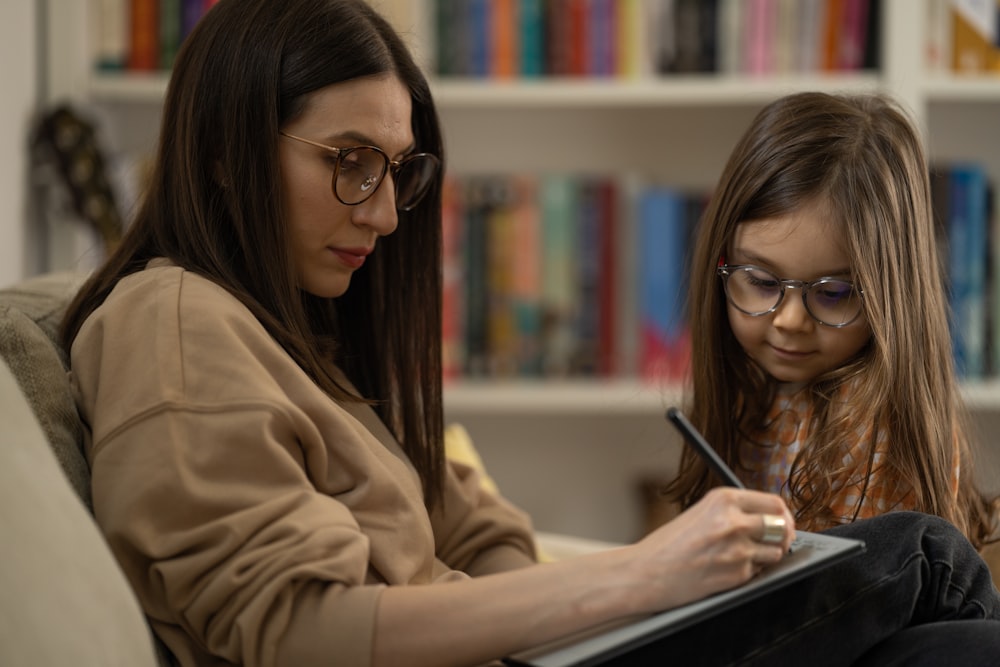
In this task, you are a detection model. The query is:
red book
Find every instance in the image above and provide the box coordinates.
[128,0,159,71]
[596,179,618,376]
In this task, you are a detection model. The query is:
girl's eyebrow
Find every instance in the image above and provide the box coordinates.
[729,248,852,278]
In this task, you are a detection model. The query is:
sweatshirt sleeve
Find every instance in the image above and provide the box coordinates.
[90,405,383,667]
[430,456,538,576]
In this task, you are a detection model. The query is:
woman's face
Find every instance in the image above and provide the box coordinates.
[279,74,413,298]
[725,200,872,385]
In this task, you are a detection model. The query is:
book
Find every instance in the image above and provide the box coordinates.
[950,0,999,72]
[159,0,182,69]
[491,0,518,78]
[508,176,544,375]
[637,187,692,382]
[744,0,776,75]
[540,174,579,376]
[462,177,493,376]
[573,178,602,376]
[94,0,129,71]
[947,163,990,378]
[519,0,545,77]
[128,0,160,71]
[441,174,465,379]
[595,179,619,377]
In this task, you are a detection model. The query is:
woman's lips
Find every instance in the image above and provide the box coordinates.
[330,246,371,269]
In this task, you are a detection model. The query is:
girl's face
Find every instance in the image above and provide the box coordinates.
[278,74,412,298]
[725,200,872,385]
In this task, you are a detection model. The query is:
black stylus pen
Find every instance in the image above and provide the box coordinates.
[666,407,745,489]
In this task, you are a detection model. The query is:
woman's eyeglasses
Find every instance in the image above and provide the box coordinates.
[717,264,864,327]
[280,132,440,211]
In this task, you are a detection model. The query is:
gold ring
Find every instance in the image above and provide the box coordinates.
[760,514,786,545]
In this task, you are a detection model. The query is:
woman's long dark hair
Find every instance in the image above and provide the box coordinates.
[60,0,448,506]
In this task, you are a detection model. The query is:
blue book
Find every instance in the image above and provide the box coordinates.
[638,187,691,381]
[468,0,491,77]
[948,163,989,379]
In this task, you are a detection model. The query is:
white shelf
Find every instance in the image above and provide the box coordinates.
[87,70,1000,108]
[444,379,1000,414]
[444,379,681,415]
[922,76,1000,102]
[431,74,884,108]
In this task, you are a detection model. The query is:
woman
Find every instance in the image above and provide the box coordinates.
[61,1,1000,665]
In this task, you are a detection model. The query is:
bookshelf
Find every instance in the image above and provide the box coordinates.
[45,0,1000,543]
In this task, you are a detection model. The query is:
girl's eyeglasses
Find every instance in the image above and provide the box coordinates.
[717,264,865,327]
[280,132,440,211]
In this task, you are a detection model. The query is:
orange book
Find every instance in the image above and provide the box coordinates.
[128,0,159,71]
[491,0,518,78]
[821,0,844,71]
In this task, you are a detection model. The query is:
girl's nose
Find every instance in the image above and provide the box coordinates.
[771,288,813,331]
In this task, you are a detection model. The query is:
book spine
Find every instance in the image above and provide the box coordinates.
[469,0,491,77]
[540,174,579,376]
[441,174,465,380]
[509,176,544,375]
[519,0,545,77]
[463,177,492,376]
[159,0,182,69]
[638,187,691,382]
[948,163,990,379]
[181,0,204,38]
[95,0,130,71]
[491,0,518,78]
[128,0,160,71]
[596,178,618,376]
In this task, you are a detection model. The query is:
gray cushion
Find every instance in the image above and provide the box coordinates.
[0,271,90,507]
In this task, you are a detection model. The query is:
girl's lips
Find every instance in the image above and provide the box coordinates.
[769,344,814,359]
[330,246,372,269]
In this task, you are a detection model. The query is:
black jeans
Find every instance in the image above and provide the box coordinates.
[614,512,1000,666]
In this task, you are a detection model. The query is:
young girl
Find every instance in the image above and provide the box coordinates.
[667,91,998,549]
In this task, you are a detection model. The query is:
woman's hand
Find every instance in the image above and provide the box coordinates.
[625,487,795,612]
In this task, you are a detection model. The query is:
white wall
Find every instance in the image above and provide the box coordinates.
[0,0,38,286]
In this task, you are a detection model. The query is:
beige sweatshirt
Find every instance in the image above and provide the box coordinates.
[70,261,537,666]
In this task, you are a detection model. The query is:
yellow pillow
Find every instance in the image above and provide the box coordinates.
[444,422,500,496]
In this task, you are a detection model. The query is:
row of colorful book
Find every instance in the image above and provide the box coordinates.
[94,0,219,72]
[932,162,999,380]
[434,0,881,79]
[442,173,706,381]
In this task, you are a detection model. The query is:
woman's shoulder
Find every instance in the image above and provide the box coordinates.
[109,259,240,313]
[79,259,272,362]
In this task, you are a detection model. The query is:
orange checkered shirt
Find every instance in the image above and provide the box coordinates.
[739,389,960,530]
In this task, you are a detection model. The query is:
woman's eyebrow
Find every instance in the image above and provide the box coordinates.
[320,130,416,158]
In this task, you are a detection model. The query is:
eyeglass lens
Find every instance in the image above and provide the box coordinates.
[723,266,862,326]
[335,147,437,210]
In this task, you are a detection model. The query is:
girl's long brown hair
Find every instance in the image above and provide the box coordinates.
[665,92,997,548]
[60,0,448,507]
